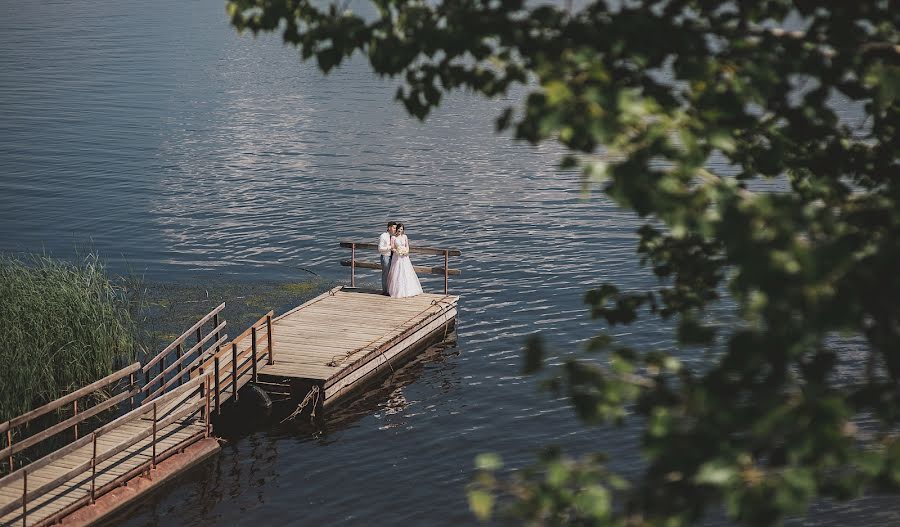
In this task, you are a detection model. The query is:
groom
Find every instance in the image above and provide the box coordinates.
[378,221,398,295]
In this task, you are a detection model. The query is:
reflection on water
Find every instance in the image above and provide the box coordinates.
[1,0,896,526]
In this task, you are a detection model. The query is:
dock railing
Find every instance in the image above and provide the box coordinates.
[193,311,274,414]
[0,301,278,526]
[0,369,212,524]
[339,241,461,294]
[1,363,141,475]
[141,302,227,404]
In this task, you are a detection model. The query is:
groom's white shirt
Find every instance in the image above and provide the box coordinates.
[378,232,392,256]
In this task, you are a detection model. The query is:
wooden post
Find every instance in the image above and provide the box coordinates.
[444,250,449,294]
[251,326,258,383]
[214,357,221,415]
[351,242,356,287]
[73,400,79,440]
[266,315,274,365]
[213,313,220,341]
[90,433,97,503]
[130,372,135,409]
[151,402,157,469]
[22,469,27,527]
[231,343,239,402]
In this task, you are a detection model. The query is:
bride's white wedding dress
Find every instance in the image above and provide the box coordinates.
[387,235,423,298]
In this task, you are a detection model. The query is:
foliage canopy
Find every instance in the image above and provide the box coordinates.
[226,0,899,524]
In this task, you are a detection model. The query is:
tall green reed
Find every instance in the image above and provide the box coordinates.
[0,254,140,424]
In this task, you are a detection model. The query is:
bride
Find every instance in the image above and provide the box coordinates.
[387,223,423,298]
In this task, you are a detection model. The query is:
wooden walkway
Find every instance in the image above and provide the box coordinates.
[263,287,459,405]
[0,374,212,527]
[0,414,204,526]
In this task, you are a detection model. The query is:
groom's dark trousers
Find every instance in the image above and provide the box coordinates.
[381,254,392,294]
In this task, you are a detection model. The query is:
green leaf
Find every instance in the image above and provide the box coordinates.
[475,453,503,471]
[468,489,495,521]
[695,460,737,486]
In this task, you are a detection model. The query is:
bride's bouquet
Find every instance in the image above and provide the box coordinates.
[397,246,409,256]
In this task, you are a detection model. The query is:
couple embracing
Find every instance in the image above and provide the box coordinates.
[378,221,423,298]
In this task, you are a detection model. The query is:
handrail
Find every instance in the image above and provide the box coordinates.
[143,334,228,403]
[142,329,228,394]
[339,240,462,293]
[4,398,206,520]
[143,302,225,373]
[141,304,227,406]
[0,372,208,489]
[197,312,273,413]
[339,241,460,256]
[0,304,274,523]
[0,363,140,435]
[339,260,461,276]
[0,388,138,460]
[0,373,210,519]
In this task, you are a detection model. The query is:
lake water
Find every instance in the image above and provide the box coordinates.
[0,1,894,525]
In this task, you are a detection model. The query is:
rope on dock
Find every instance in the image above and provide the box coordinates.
[280,385,320,423]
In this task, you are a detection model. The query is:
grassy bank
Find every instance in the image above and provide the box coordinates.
[0,254,139,423]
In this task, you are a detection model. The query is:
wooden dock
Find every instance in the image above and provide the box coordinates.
[0,241,460,526]
[262,287,458,407]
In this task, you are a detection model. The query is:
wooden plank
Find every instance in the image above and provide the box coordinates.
[274,345,381,359]
[278,308,421,328]
[278,310,437,326]
[260,364,333,379]
[0,414,205,526]
[275,332,390,343]
[273,287,344,322]
[281,307,437,321]
[325,307,457,400]
[325,302,457,389]
[339,241,461,256]
[0,408,201,519]
[340,260,461,276]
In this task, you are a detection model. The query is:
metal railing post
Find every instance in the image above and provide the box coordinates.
[90,433,97,504]
[444,250,449,294]
[251,326,258,383]
[151,402,157,470]
[231,343,239,402]
[351,242,356,287]
[73,400,79,440]
[22,469,27,527]
[204,376,211,437]
[214,357,221,415]
[266,315,274,365]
